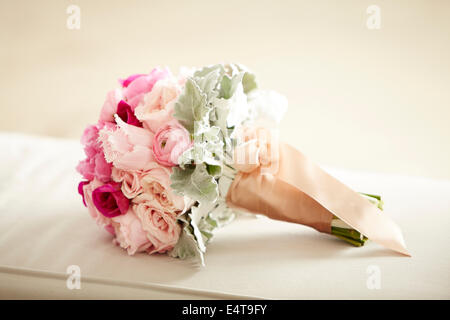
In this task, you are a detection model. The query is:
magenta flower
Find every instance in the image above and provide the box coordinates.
[116,100,142,127]
[92,182,130,218]
[78,181,89,206]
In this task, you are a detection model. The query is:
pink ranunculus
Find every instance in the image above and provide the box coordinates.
[76,124,112,182]
[81,178,113,228]
[111,167,143,199]
[92,182,130,218]
[140,163,185,212]
[98,115,155,171]
[121,67,169,109]
[99,89,123,124]
[134,76,182,133]
[152,120,192,167]
[133,193,181,254]
[112,210,152,255]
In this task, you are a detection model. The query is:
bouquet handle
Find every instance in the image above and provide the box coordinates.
[226,143,411,256]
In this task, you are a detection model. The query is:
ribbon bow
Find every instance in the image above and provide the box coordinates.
[226,127,410,256]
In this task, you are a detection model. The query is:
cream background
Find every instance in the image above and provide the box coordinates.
[1,0,449,179]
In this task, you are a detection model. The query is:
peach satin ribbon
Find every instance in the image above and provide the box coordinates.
[226,142,410,256]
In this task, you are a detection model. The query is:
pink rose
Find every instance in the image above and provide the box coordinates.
[133,193,181,254]
[111,167,143,199]
[99,89,122,124]
[112,210,152,255]
[76,124,112,182]
[80,178,113,228]
[140,163,185,212]
[134,76,182,133]
[121,68,169,109]
[152,120,192,167]
[99,115,155,171]
[92,182,130,218]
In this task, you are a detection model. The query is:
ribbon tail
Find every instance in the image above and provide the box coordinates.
[276,143,410,256]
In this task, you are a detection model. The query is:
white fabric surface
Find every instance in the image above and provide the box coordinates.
[0,133,449,299]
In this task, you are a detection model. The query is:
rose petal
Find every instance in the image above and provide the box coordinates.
[78,181,89,206]
[92,183,130,218]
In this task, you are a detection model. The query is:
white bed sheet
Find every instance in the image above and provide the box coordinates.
[0,133,449,299]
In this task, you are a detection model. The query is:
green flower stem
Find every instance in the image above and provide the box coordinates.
[331,192,381,247]
[360,192,384,210]
[331,227,365,241]
[333,234,365,247]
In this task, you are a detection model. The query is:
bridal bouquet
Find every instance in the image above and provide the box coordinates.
[77,63,410,265]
